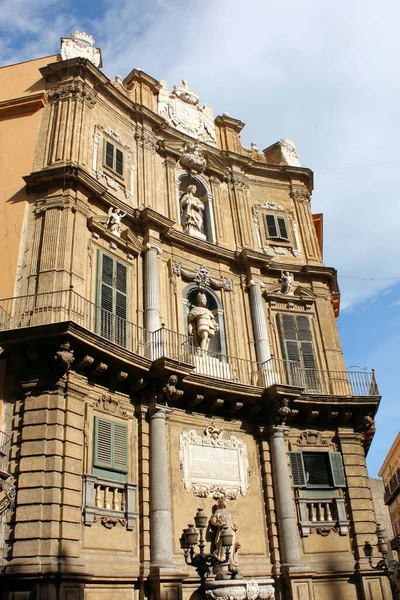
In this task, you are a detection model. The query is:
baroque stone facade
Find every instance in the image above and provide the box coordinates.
[0,32,391,600]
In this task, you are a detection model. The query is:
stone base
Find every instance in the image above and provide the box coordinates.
[205,579,275,600]
[183,226,207,241]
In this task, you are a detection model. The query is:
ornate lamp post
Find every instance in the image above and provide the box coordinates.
[363,524,400,599]
[180,508,233,593]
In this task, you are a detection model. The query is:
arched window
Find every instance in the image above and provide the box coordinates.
[177,174,216,243]
[183,284,226,356]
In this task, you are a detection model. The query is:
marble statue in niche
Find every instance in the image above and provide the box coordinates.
[107,207,126,237]
[180,184,205,238]
[188,292,218,352]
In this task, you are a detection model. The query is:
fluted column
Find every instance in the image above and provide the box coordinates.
[149,405,174,568]
[248,280,271,365]
[144,243,162,332]
[268,425,301,565]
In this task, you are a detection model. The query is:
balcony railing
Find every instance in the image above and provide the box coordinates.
[0,290,378,394]
[0,431,11,474]
[261,358,378,397]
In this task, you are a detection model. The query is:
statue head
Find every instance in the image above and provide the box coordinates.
[186,184,197,195]
[196,292,207,307]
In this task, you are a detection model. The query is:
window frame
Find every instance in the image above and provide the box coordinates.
[103,139,124,179]
[96,250,129,348]
[93,416,128,482]
[289,450,346,489]
[264,213,290,243]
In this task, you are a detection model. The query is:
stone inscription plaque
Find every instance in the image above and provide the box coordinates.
[179,425,249,499]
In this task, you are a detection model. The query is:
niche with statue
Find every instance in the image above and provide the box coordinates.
[178,175,215,243]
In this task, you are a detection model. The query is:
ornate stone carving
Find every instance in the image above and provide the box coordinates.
[180,141,207,174]
[180,184,205,239]
[188,292,219,352]
[291,188,310,203]
[94,515,127,529]
[60,31,102,67]
[296,431,328,446]
[48,83,96,106]
[160,375,184,402]
[94,395,128,418]
[205,581,275,600]
[158,79,216,143]
[279,139,300,166]
[179,426,249,498]
[172,261,233,292]
[0,476,16,515]
[274,398,298,425]
[106,207,126,237]
[279,271,295,295]
[53,341,74,376]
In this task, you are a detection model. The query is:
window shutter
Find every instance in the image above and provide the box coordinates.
[97,252,128,346]
[277,216,289,240]
[105,141,114,170]
[329,452,346,487]
[115,148,124,175]
[113,423,128,472]
[289,452,306,487]
[265,214,278,238]
[94,417,113,469]
[277,314,300,362]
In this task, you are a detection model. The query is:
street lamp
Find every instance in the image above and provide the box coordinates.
[180,508,233,592]
[363,524,400,599]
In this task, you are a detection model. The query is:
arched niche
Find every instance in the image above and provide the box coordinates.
[177,173,216,243]
[183,284,227,357]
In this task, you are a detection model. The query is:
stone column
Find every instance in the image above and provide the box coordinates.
[144,243,162,332]
[149,404,174,568]
[268,425,301,565]
[248,280,271,365]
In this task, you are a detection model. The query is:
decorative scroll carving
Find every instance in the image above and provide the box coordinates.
[60,31,102,67]
[158,79,216,143]
[296,431,328,446]
[291,188,310,203]
[172,261,233,292]
[94,395,128,419]
[179,426,249,498]
[94,515,127,529]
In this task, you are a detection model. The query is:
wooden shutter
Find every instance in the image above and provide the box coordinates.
[329,452,346,487]
[97,252,128,346]
[289,452,307,487]
[115,148,124,175]
[265,214,278,238]
[277,216,289,240]
[93,417,128,478]
[105,141,114,170]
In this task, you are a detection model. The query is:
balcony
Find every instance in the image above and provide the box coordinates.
[0,289,378,396]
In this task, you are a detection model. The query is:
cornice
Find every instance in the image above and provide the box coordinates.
[162,228,236,262]
[0,93,47,118]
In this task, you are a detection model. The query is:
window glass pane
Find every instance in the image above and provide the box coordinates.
[303,452,332,486]
[265,214,278,237]
[277,216,289,240]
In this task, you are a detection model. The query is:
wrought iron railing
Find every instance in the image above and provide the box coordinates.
[0,431,10,474]
[0,290,378,394]
[260,357,378,396]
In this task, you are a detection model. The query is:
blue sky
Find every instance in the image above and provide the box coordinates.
[1,0,398,476]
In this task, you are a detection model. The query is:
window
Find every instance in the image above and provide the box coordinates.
[93,417,128,482]
[264,214,289,242]
[103,140,124,177]
[97,251,128,347]
[277,313,319,390]
[289,451,346,488]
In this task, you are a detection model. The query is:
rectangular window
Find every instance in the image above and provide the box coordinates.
[93,417,128,482]
[277,313,319,390]
[97,251,128,347]
[264,214,289,242]
[289,451,346,488]
[103,140,124,177]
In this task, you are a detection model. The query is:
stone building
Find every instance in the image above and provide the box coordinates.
[0,32,391,600]
[379,433,400,559]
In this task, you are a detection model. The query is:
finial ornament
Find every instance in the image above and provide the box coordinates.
[60,31,102,67]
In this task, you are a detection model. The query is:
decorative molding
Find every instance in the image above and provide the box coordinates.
[172,260,233,292]
[179,425,249,499]
[296,431,328,446]
[94,394,129,419]
[205,580,275,600]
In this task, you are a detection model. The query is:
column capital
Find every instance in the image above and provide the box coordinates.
[145,242,163,255]
[247,278,265,290]
[266,424,290,439]
[149,402,172,418]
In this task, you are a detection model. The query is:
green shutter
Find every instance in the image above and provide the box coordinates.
[277,216,289,240]
[105,141,114,170]
[329,452,346,487]
[97,252,128,347]
[115,148,124,175]
[93,417,128,481]
[289,452,306,487]
[265,214,278,238]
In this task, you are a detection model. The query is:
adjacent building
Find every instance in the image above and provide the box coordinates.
[379,433,400,559]
[0,32,391,600]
